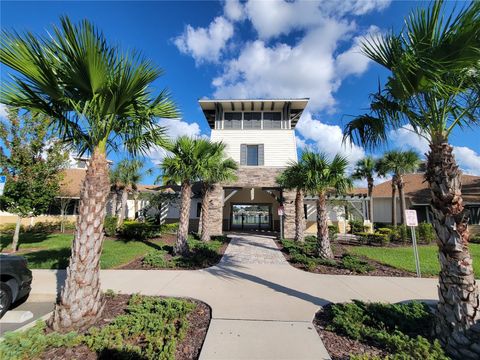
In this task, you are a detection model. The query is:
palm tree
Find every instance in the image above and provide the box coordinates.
[376,150,420,225]
[109,167,122,218]
[160,136,219,255]
[302,151,352,258]
[114,159,145,226]
[199,145,237,242]
[343,1,480,355]
[0,17,178,331]
[277,162,307,242]
[351,156,377,225]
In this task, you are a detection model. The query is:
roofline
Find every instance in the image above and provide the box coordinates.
[198,98,310,103]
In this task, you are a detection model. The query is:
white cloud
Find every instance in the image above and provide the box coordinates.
[296,111,365,167]
[453,146,480,176]
[389,125,430,155]
[224,0,244,21]
[0,104,8,119]
[174,16,234,64]
[148,118,203,165]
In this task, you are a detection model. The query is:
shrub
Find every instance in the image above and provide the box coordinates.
[417,222,436,244]
[471,234,480,244]
[0,223,25,234]
[377,227,393,235]
[349,219,364,234]
[161,222,179,233]
[328,225,339,239]
[143,250,171,268]
[290,253,317,271]
[367,233,389,246]
[104,216,118,237]
[340,254,374,274]
[120,221,161,241]
[354,232,370,244]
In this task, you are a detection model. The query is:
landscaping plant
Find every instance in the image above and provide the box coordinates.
[0,17,178,331]
[351,156,378,223]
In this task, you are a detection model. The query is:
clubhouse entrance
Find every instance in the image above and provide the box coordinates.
[231,204,272,231]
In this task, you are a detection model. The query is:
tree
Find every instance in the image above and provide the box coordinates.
[109,167,122,218]
[376,150,420,225]
[0,108,68,251]
[343,1,480,356]
[351,156,377,225]
[198,143,237,242]
[0,17,178,331]
[301,151,352,258]
[277,161,307,243]
[160,136,219,255]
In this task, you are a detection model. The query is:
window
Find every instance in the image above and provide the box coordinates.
[304,204,308,219]
[224,112,242,129]
[196,202,202,217]
[243,112,261,129]
[247,145,258,166]
[263,112,282,129]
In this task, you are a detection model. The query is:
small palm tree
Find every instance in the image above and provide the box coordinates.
[302,151,352,258]
[351,156,377,224]
[376,150,420,225]
[277,162,307,243]
[114,159,145,226]
[343,1,480,353]
[160,136,219,255]
[199,144,237,242]
[0,17,178,331]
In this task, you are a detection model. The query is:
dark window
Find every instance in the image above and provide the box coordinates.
[304,204,308,219]
[243,112,261,129]
[224,112,242,129]
[263,112,282,128]
[196,202,202,217]
[247,145,258,166]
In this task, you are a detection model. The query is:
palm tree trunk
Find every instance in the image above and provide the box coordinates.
[316,191,333,259]
[398,176,407,225]
[110,191,117,217]
[11,216,21,252]
[367,177,374,223]
[117,188,128,226]
[175,181,191,256]
[49,148,110,332]
[425,140,479,359]
[200,185,211,242]
[391,179,397,226]
[295,189,305,243]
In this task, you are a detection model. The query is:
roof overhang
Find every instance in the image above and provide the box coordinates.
[198,98,309,129]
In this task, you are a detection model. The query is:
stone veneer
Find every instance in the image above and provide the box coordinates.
[208,167,296,238]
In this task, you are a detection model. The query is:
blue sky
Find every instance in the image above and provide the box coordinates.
[1,0,479,184]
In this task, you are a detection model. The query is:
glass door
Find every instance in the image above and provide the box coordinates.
[231,204,271,230]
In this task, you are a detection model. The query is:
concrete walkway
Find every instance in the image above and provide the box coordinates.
[30,233,439,359]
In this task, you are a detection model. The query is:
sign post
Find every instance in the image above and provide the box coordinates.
[0,176,6,196]
[405,209,421,277]
[278,205,285,239]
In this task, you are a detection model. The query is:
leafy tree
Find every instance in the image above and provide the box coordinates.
[277,162,307,243]
[0,108,68,251]
[160,136,219,255]
[351,156,377,225]
[198,143,237,242]
[301,151,352,258]
[376,150,420,225]
[0,17,178,331]
[343,1,480,354]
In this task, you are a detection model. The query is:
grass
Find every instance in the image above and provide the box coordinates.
[0,232,156,269]
[349,244,480,277]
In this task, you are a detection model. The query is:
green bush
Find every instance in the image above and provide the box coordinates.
[471,234,480,244]
[377,227,393,235]
[328,301,448,360]
[367,233,389,246]
[349,219,364,234]
[143,250,171,268]
[328,225,339,239]
[104,216,118,237]
[161,222,179,233]
[417,222,436,244]
[0,295,195,360]
[340,254,374,274]
[0,223,25,234]
[289,253,317,271]
[120,221,161,241]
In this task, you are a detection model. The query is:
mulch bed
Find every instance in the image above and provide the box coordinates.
[313,304,387,360]
[40,294,211,360]
[276,241,414,277]
[118,233,230,270]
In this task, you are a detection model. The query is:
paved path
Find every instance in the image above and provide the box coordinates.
[30,233,439,359]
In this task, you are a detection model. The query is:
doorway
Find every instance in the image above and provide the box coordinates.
[231,204,272,231]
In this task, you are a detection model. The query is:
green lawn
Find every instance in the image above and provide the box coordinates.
[349,244,480,277]
[0,232,156,269]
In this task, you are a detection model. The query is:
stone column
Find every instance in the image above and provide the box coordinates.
[282,189,296,239]
[209,184,224,235]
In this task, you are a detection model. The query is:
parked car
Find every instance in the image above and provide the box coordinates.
[0,254,32,318]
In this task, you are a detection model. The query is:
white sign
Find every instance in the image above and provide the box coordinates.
[0,176,6,196]
[405,209,418,227]
[277,205,284,216]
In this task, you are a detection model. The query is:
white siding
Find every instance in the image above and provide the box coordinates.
[210,129,297,167]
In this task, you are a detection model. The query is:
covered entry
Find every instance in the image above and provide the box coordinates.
[231,204,272,230]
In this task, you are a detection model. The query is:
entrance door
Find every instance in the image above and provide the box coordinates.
[231,204,272,231]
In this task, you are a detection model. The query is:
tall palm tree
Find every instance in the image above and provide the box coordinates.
[199,145,237,242]
[351,156,377,224]
[302,151,352,258]
[114,159,145,226]
[277,161,307,243]
[376,150,420,225]
[0,17,178,331]
[343,1,480,356]
[160,136,219,255]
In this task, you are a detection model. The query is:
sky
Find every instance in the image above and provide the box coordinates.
[1,0,479,185]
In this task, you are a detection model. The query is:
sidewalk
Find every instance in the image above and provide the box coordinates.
[30,234,439,359]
